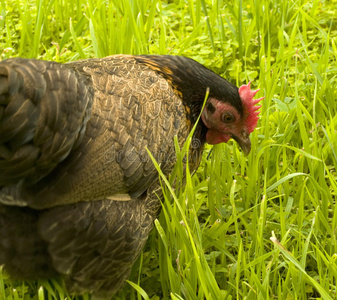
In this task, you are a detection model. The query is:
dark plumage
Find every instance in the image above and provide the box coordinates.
[0,55,262,297]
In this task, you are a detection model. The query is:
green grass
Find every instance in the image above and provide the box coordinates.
[1,0,337,299]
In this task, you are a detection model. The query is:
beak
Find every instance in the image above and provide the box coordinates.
[233,132,251,155]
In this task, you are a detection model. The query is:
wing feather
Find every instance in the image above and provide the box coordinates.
[0,58,93,201]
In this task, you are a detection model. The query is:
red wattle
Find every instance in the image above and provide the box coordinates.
[206,129,231,145]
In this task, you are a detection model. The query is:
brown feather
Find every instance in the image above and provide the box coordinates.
[0,55,205,297]
[0,54,253,297]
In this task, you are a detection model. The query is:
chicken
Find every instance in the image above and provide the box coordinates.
[0,55,262,297]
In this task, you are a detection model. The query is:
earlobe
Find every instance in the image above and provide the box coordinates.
[201,108,211,129]
[206,101,216,114]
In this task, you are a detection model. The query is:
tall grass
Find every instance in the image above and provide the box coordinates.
[1,0,337,299]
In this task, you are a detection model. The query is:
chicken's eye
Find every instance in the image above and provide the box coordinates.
[222,113,235,123]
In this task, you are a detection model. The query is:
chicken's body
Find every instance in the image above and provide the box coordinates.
[0,55,262,297]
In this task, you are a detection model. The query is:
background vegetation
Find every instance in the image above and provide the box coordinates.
[1,0,337,299]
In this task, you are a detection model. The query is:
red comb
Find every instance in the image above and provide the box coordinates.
[238,82,263,133]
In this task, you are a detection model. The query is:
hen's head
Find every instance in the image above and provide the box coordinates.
[201,82,263,154]
[135,55,263,155]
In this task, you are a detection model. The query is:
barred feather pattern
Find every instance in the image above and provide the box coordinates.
[0,56,203,297]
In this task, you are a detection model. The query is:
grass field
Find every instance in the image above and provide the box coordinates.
[1,0,337,299]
